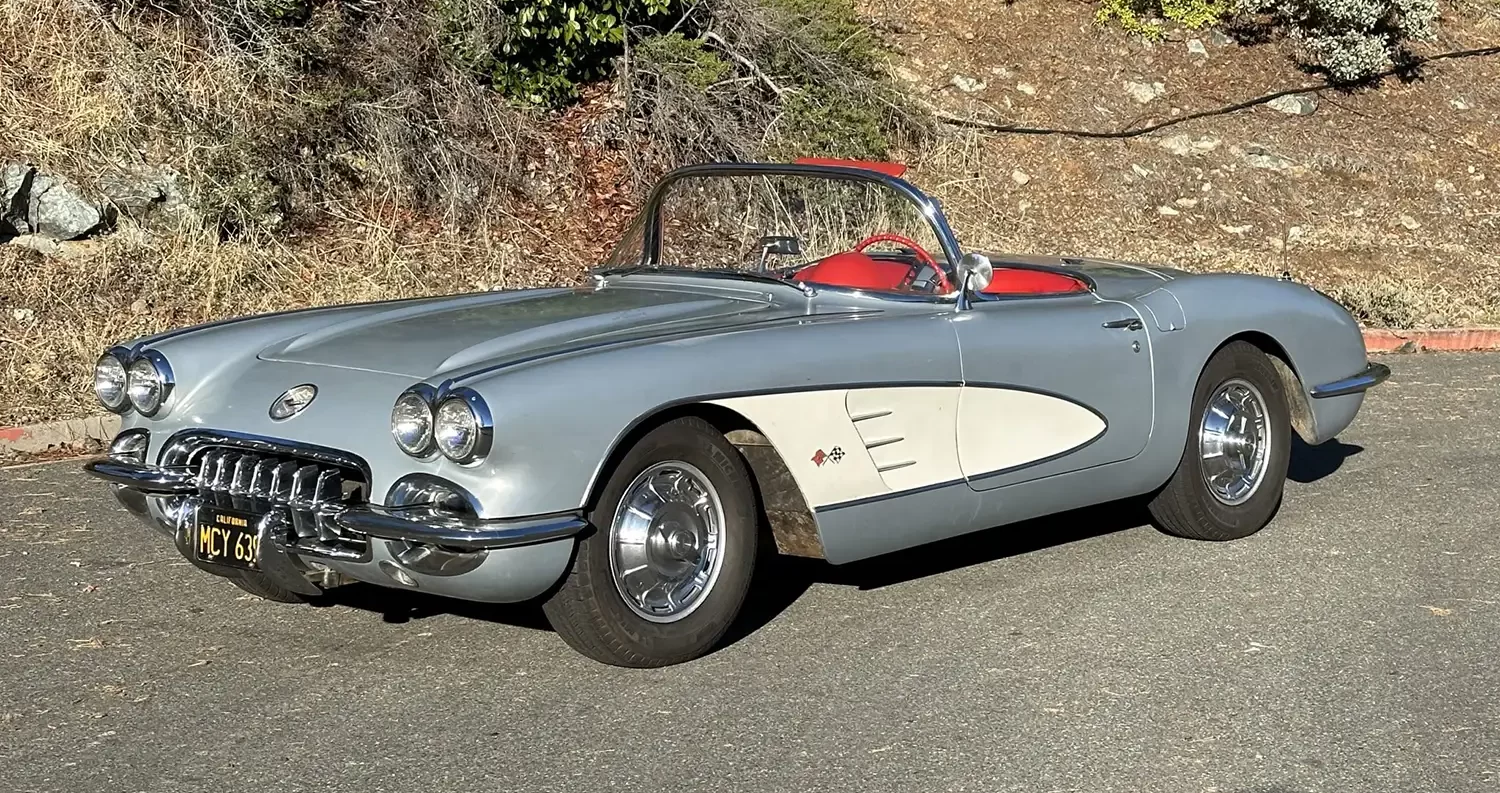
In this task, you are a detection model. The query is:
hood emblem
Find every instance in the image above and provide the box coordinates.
[269,384,318,420]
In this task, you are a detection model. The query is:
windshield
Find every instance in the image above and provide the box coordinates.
[601,170,956,296]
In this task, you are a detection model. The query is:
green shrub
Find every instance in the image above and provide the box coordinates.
[436,0,682,105]
[1237,0,1439,80]
[776,83,890,160]
[634,32,733,91]
[1096,0,1232,39]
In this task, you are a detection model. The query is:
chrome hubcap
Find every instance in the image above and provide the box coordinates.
[1198,378,1271,505]
[608,461,725,623]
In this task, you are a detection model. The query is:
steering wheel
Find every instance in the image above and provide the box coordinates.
[852,234,955,293]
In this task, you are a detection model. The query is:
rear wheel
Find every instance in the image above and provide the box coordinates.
[543,417,758,667]
[1148,341,1292,541]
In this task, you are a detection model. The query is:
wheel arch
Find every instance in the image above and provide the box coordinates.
[1219,330,1315,443]
[584,401,826,559]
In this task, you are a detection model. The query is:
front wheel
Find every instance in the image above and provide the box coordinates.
[542,417,759,667]
[1148,341,1292,541]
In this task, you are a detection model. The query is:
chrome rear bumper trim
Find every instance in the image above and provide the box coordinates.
[1309,362,1392,399]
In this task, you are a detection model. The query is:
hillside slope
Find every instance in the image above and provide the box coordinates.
[1,0,1497,426]
[874,0,1499,327]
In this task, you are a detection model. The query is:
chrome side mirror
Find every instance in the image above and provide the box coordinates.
[957,252,993,291]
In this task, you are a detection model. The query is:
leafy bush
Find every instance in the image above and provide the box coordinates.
[1237,0,1439,80]
[1095,0,1233,39]
[437,0,681,105]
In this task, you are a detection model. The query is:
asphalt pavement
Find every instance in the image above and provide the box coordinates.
[2,352,1497,793]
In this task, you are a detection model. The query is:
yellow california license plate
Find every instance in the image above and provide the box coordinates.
[194,506,262,570]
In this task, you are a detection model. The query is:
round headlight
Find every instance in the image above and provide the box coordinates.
[391,392,434,456]
[94,352,129,413]
[125,352,172,416]
[434,390,492,464]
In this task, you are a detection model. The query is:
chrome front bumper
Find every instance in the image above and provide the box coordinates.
[83,457,587,552]
[1309,362,1392,399]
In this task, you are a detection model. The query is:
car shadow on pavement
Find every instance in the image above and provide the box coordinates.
[1288,436,1363,483]
[313,581,556,631]
[316,438,1364,643]
[722,499,1152,650]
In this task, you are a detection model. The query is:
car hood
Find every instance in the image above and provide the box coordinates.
[257,284,779,379]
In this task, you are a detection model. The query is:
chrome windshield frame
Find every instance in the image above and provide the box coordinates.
[624,162,967,286]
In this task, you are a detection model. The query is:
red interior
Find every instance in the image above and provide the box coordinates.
[792,254,1090,296]
[790,252,912,291]
[981,268,1089,295]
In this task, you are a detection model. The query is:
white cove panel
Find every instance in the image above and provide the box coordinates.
[708,391,886,508]
[957,387,1106,478]
[845,387,962,493]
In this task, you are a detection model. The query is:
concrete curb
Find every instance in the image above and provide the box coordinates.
[1362,327,1500,354]
[3,328,1499,461]
[1,414,120,460]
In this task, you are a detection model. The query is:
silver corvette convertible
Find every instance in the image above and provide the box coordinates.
[84,159,1389,667]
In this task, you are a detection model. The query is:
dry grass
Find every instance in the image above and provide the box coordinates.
[0,0,541,236]
[0,212,600,426]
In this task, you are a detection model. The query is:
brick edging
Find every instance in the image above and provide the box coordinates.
[1362,327,1500,354]
[3,329,1498,460]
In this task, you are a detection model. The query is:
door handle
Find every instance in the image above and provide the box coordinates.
[1102,317,1144,331]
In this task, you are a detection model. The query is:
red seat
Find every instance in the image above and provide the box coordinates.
[791,252,914,291]
[982,268,1088,296]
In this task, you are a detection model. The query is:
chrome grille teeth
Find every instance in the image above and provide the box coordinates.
[313,469,342,505]
[289,465,320,506]
[190,449,354,510]
[229,454,258,495]
[249,457,276,497]
[269,461,298,501]
[213,452,234,491]
[175,439,369,562]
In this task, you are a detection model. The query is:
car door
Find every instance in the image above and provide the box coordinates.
[949,293,1154,491]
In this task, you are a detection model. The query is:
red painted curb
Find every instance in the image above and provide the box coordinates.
[1363,328,1500,354]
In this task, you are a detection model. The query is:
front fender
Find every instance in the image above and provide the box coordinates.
[1145,274,1373,461]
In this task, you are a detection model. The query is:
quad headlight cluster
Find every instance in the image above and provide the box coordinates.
[390,386,493,465]
[94,349,174,417]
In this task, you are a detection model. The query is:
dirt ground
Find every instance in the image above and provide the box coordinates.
[869,0,1500,327]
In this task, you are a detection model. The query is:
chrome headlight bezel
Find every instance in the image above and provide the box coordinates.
[93,350,131,413]
[391,388,437,457]
[124,349,174,417]
[433,388,493,466]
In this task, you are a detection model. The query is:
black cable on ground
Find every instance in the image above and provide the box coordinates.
[933,45,1500,140]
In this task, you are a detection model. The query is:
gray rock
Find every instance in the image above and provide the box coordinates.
[1124,80,1166,104]
[1,162,34,237]
[1157,134,1221,156]
[1238,143,1297,171]
[29,173,102,240]
[1267,93,1318,115]
[1208,30,1234,47]
[97,165,188,227]
[950,74,986,93]
[1187,39,1208,58]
